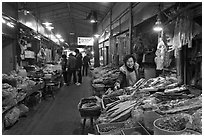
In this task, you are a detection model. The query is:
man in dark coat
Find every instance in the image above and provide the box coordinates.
[61,54,67,84]
[82,54,91,76]
[67,53,77,85]
[74,49,83,85]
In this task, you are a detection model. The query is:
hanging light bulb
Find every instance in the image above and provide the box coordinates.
[153,14,163,32]
[89,11,97,23]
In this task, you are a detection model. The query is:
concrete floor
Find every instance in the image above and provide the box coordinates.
[3,76,95,135]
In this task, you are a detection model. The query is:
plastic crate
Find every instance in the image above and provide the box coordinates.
[122,126,150,135]
[96,122,125,135]
[96,121,141,135]
[101,96,120,109]
[78,97,101,117]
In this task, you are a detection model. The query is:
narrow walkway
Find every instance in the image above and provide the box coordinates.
[3,76,94,135]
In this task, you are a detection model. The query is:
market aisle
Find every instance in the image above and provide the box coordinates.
[3,76,94,135]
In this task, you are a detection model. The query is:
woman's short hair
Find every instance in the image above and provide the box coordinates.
[123,54,136,63]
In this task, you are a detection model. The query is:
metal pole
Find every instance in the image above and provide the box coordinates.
[129,2,133,54]
[93,11,100,67]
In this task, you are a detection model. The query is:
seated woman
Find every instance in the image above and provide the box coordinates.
[114,54,140,90]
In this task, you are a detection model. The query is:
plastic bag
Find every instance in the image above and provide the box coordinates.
[4,107,20,127]
[17,104,29,117]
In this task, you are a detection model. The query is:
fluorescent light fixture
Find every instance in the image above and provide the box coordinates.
[6,22,14,28]
[2,18,6,24]
[25,22,32,27]
[42,22,52,26]
[94,34,100,38]
[46,26,54,31]
[70,32,75,35]
[59,38,64,42]
[56,34,62,39]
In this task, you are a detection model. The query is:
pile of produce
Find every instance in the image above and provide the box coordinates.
[156,95,202,114]
[92,66,120,88]
[2,83,18,112]
[186,108,202,133]
[155,113,190,132]
[139,76,178,90]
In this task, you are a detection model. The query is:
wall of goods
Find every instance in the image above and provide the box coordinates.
[78,3,202,135]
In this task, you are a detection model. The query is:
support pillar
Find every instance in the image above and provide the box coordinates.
[93,11,100,67]
[129,2,133,54]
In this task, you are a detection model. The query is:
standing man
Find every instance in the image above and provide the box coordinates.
[67,53,77,86]
[82,54,91,76]
[61,54,68,85]
[74,49,83,86]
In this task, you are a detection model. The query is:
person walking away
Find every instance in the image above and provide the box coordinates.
[82,54,91,76]
[61,54,68,85]
[114,54,140,90]
[66,53,77,86]
[74,49,83,85]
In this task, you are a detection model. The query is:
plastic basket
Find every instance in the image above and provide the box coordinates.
[78,97,101,117]
[122,126,150,135]
[153,117,187,135]
[96,122,126,135]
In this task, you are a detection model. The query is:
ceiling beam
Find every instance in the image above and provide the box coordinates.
[36,5,68,14]
[29,2,62,10]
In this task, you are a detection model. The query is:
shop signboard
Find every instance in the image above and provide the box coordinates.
[77,37,94,46]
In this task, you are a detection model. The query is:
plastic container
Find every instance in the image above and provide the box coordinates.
[122,126,150,135]
[96,122,125,135]
[180,129,201,135]
[153,118,187,135]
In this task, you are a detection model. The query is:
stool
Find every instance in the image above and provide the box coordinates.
[81,116,97,134]
[44,82,55,99]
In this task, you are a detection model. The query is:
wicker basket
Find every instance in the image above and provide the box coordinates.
[78,97,101,117]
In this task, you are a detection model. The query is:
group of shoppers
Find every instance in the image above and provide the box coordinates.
[61,49,91,86]
[62,50,140,89]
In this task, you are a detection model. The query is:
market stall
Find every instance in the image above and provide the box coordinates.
[2,61,63,131]
[84,67,202,135]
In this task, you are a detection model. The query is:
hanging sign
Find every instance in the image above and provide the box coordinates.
[77,37,94,46]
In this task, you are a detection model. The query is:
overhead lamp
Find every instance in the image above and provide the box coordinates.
[153,14,163,32]
[25,22,32,27]
[24,10,30,15]
[88,11,97,23]
[70,32,75,35]
[6,22,14,28]
[46,26,54,31]
[42,22,52,26]
[90,19,96,23]
[59,38,64,42]
[2,18,6,24]
[56,34,62,39]
[94,34,100,38]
